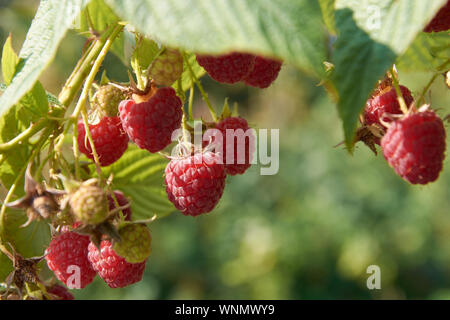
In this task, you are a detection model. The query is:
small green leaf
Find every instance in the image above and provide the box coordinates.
[397,32,450,72]
[106,0,327,77]
[131,36,160,73]
[332,0,447,150]
[78,0,125,62]
[174,52,206,92]
[1,34,19,85]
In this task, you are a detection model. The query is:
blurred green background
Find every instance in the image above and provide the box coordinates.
[1,0,450,300]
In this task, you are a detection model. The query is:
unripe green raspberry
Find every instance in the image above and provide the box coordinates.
[113,223,152,263]
[149,49,183,86]
[92,84,126,117]
[70,184,108,225]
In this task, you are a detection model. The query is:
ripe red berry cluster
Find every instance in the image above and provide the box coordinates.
[363,82,447,185]
[45,192,151,290]
[197,52,282,88]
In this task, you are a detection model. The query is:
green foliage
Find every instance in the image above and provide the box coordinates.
[0,0,90,119]
[105,0,327,78]
[100,145,174,220]
[332,0,447,149]
[319,0,336,35]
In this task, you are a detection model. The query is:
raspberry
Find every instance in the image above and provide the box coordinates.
[196,52,256,84]
[381,110,447,185]
[119,87,182,153]
[424,0,450,33]
[213,117,255,175]
[113,223,151,263]
[45,231,96,289]
[149,49,184,86]
[92,84,125,117]
[108,190,132,221]
[47,285,74,300]
[87,241,146,288]
[243,56,282,88]
[70,183,108,225]
[364,85,414,128]
[165,152,226,216]
[77,116,129,167]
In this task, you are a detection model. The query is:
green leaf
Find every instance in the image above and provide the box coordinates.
[0,209,51,282]
[397,32,450,72]
[332,0,448,149]
[319,0,336,34]
[78,0,125,63]
[174,52,206,93]
[105,0,327,77]
[0,0,90,119]
[100,145,175,219]
[131,36,160,72]
[2,34,19,85]
[0,83,62,107]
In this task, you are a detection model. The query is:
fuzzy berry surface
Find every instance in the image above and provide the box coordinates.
[108,190,132,221]
[119,87,182,153]
[113,223,152,263]
[45,231,96,289]
[381,110,447,185]
[77,116,129,167]
[196,52,256,84]
[165,152,226,216]
[47,285,74,300]
[243,56,282,88]
[92,84,125,117]
[70,184,108,225]
[424,0,450,32]
[87,241,146,288]
[214,117,255,175]
[364,85,413,128]
[149,49,184,86]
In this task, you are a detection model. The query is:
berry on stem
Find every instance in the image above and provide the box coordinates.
[213,117,255,175]
[243,56,282,88]
[165,151,226,216]
[119,87,182,153]
[113,223,152,263]
[92,84,125,117]
[87,241,146,288]
[149,48,184,86]
[45,231,96,289]
[70,183,108,225]
[381,110,447,185]
[196,52,256,84]
[77,116,129,167]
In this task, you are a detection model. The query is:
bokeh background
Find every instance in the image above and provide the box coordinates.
[1,0,450,300]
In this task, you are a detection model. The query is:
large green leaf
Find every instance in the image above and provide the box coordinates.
[0,209,51,282]
[100,145,175,220]
[332,0,447,149]
[105,0,327,77]
[0,0,90,119]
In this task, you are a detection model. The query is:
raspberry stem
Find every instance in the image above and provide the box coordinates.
[390,67,409,114]
[183,52,218,122]
[188,86,194,121]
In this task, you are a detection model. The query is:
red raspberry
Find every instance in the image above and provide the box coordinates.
[381,110,447,185]
[196,52,256,84]
[45,231,96,289]
[364,85,413,128]
[77,116,129,167]
[213,117,255,175]
[424,0,450,33]
[119,87,182,153]
[164,152,226,216]
[108,190,132,221]
[47,285,74,300]
[87,241,146,288]
[243,56,282,88]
